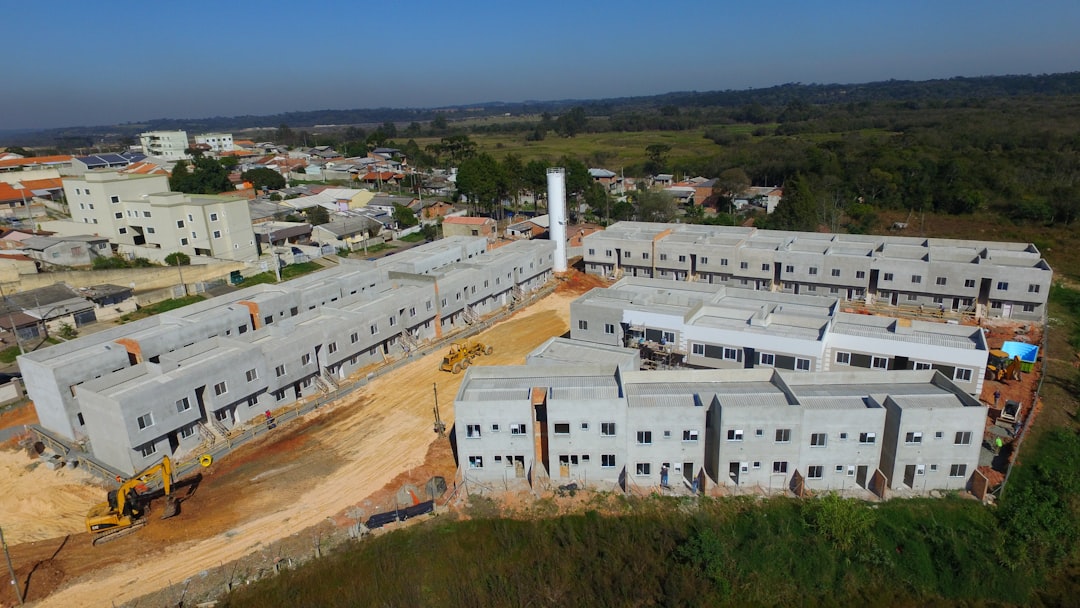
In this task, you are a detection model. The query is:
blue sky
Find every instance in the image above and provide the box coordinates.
[4,0,1078,130]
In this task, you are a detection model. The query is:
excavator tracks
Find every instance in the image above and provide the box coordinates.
[91,520,148,546]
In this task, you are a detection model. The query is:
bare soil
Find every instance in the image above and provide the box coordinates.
[0,272,603,608]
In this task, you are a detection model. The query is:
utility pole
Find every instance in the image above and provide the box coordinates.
[0,284,24,356]
[0,526,23,605]
[432,382,445,437]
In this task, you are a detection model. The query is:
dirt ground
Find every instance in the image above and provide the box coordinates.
[0,271,605,608]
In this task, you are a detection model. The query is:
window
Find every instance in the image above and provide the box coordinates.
[214,381,227,396]
[137,413,153,429]
[759,352,775,366]
[1022,303,1036,313]
[772,461,788,474]
[831,268,840,277]
[785,265,794,273]
[175,397,190,413]
[740,261,748,269]
[180,426,195,439]
[147,227,156,234]
[810,433,827,447]
[210,212,219,221]
[623,251,630,258]
[468,456,483,468]
[930,464,939,472]
[856,270,865,279]
[883,272,894,281]
[554,423,570,435]
[954,431,972,445]
[914,361,933,370]
[187,214,194,222]
[663,430,671,438]
[1028,284,1040,293]
[847,466,856,477]
[114,212,122,219]
[807,465,823,479]
[835,465,844,473]
[678,255,686,262]
[905,431,923,444]
[602,454,616,468]
[350,332,359,344]
[839,432,848,440]
[859,432,877,444]
[275,364,286,377]
[245,369,258,382]
[180,238,188,246]
[911,274,922,284]
[835,351,851,366]
[601,422,616,436]
[997,281,1009,291]
[119,227,128,235]
[723,347,740,361]
[795,358,810,371]
[328,342,338,354]
[775,429,791,443]
[177,221,185,230]
[140,444,157,458]
[755,429,764,437]
[604,323,615,335]
[635,463,651,476]
[954,368,972,382]
[370,323,378,335]
[682,429,699,441]
[213,230,221,239]
[872,357,888,370]
[588,248,595,255]
[466,424,481,438]
[949,464,967,478]
[662,331,675,343]
[191,231,197,238]
[935,431,944,439]
[581,422,589,431]
[491,424,500,432]
[642,252,649,260]
[726,429,744,441]
[659,254,667,261]
[637,431,652,445]
[808,266,817,275]
[142,211,150,218]
[762,263,771,271]
[692,343,704,356]
[511,423,527,435]
[752,461,762,469]
[907,294,918,301]
[578,320,588,330]
[936,277,947,286]
[964,279,976,288]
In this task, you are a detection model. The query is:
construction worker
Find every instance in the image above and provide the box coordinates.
[993,389,1001,409]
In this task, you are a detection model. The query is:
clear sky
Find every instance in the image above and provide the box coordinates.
[4,0,1078,131]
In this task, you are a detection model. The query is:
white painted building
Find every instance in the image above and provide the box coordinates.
[194,133,234,153]
[139,130,190,161]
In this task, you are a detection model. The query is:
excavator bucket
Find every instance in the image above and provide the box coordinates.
[161,496,180,520]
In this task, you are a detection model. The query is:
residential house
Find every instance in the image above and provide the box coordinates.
[582,222,1052,320]
[194,133,234,153]
[443,216,496,240]
[21,235,110,268]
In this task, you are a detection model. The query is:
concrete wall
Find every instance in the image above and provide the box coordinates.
[0,261,245,296]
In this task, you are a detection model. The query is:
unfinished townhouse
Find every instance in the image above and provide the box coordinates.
[582,222,1051,321]
[455,341,986,497]
[19,237,555,474]
[570,277,989,396]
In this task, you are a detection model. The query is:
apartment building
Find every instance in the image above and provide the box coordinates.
[139,130,190,160]
[19,237,555,474]
[454,345,986,497]
[582,222,1052,320]
[64,171,259,262]
[194,133,234,153]
[570,277,989,395]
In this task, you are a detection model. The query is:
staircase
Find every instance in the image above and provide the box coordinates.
[511,285,527,306]
[210,416,230,439]
[463,305,481,325]
[321,368,340,390]
[313,375,334,394]
[400,330,421,352]
[196,422,217,447]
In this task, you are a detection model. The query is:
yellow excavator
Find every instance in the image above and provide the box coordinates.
[86,455,178,546]
[986,350,1021,382]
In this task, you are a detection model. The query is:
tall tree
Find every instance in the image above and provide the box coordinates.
[644,144,672,174]
[634,189,677,223]
[502,153,525,214]
[767,174,818,231]
[556,106,588,137]
[241,168,286,191]
[456,153,506,216]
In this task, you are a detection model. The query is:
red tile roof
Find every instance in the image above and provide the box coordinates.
[0,182,32,203]
[17,178,63,190]
[0,155,72,169]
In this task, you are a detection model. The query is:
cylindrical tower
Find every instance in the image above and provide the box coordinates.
[546,167,568,272]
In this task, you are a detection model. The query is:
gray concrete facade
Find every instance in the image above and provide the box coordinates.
[570,277,989,395]
[583,222,1051,321]
[19,237,554,474]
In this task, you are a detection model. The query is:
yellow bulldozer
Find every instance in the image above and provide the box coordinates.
[986,350,1021,382]
[439,340,493,373]
[86,455,178,546]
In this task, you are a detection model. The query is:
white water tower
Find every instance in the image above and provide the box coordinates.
[546,167,568,272]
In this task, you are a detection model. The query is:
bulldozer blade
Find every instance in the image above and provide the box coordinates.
[161,497,180,519]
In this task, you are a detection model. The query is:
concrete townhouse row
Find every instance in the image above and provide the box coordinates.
[570,277,989,396]
[19,237,555,474]
[454,339,985,496]
[582,222,1051,321]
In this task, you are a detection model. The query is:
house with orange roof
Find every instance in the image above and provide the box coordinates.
[442,215,496,240]
[0,155,73,173]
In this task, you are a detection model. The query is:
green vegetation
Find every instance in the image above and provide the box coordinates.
[399,232,426,243]
[92,255,153,269]
[164,251,191,267]
[0,344,22,363]
[169,155,232,194]
[235,261,322,287]
[118,295,205,323]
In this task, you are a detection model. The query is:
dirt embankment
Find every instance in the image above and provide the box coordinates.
[0,275,597,608]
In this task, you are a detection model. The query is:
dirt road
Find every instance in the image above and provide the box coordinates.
[5,278,598,608]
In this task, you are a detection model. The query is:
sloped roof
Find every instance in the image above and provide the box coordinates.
[0,182,32,203]
[443,216,494,225]
[0,155,72,170]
